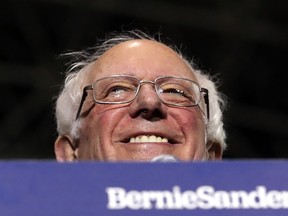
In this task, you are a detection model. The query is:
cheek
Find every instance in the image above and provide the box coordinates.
[78,106,128,159]
[171,109,206,160]
[85,106,125,138]
[171,108,205,133]
[171,108,206,149]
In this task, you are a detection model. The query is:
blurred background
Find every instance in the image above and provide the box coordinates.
[0,0,287,159]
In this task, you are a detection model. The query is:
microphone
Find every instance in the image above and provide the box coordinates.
[150,154,180,162]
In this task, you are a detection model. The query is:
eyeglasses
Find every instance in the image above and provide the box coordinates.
[75,75,209,120]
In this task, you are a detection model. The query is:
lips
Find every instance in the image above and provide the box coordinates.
[129,135,168,143]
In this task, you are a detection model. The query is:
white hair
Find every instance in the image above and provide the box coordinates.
[193,69,227,150]
[55,30,227,151]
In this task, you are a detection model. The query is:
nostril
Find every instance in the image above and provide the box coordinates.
[139,108,166,121]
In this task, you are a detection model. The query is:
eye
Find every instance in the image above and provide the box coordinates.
[100,82,137,102]
[159,85,196,104]
[162,88,188,97]
[109,85,127,93]
[95,77,140,102]
[105,85,132,97]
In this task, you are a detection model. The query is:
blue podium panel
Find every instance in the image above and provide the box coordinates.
[0,160,288,216]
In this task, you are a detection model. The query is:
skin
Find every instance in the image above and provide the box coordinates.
[55,39,222,161]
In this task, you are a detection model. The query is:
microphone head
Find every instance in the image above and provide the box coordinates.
[150,154,180,163]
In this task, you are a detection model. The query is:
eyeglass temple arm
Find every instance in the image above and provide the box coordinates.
[201,88,210,121]
[75,85,93,120]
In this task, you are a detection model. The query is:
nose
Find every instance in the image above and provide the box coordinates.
[128,83,167,120]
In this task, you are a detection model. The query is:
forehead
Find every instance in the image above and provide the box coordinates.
[86,39,197,82]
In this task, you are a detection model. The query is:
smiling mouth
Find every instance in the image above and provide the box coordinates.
[129,135,169,143]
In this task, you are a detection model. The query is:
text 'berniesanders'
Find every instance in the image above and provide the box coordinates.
[106,186,288,210]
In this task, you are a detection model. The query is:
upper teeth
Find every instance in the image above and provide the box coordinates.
[129,135,168,143]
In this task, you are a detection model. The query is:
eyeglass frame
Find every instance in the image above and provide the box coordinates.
[75,75,210,121]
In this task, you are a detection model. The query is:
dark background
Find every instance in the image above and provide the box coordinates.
[0,0,287,159]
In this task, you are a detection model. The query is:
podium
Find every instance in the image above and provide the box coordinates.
[0,160,288,215]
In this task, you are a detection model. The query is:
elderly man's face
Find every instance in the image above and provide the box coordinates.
[57,40,213,161]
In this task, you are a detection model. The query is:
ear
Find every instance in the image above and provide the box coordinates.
[206,141,222,160]
[54,135,78,162]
